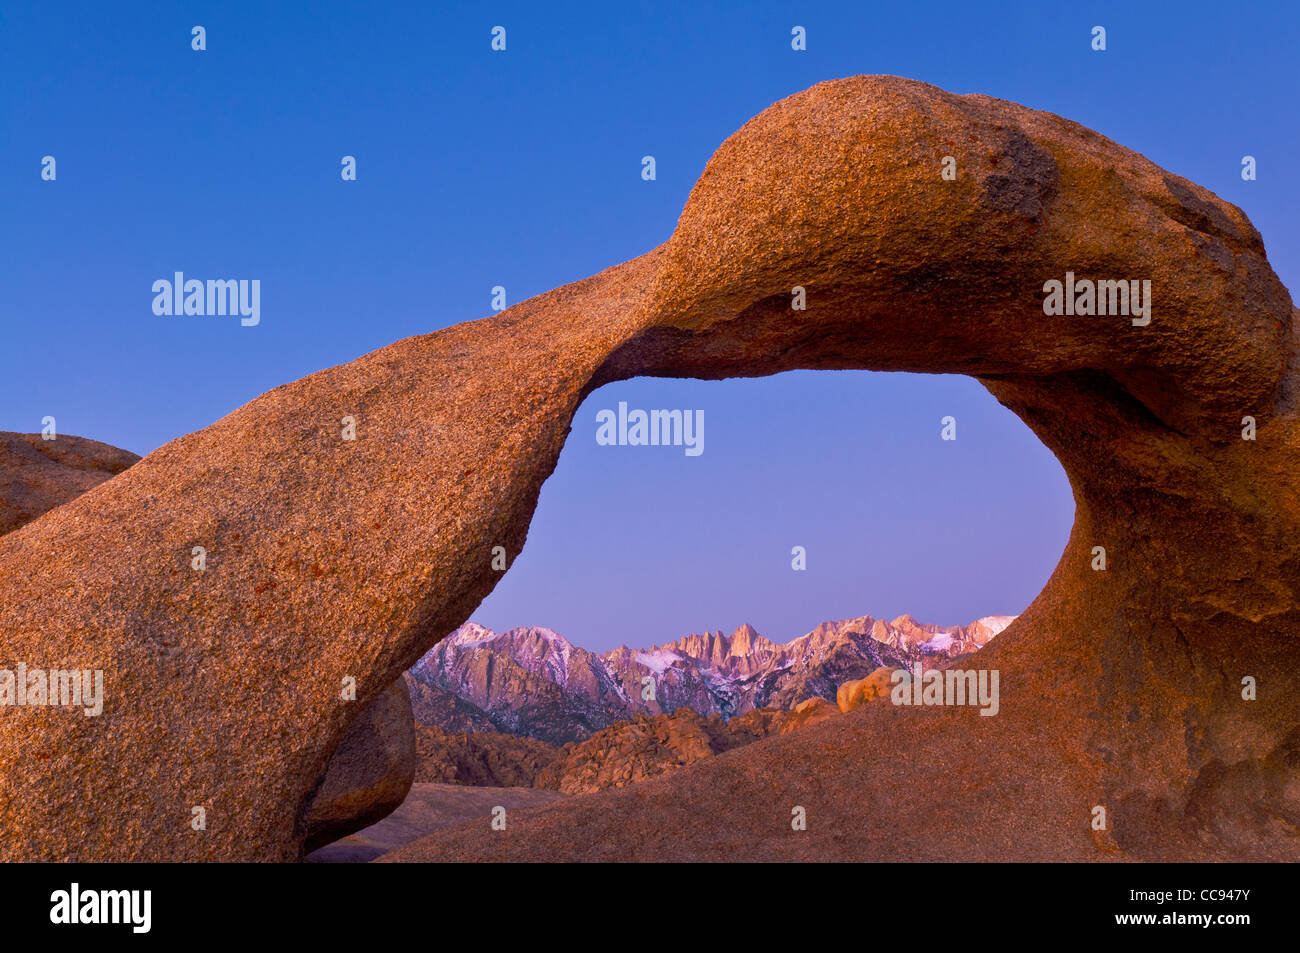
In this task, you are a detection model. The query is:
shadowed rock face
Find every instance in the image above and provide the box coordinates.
[301,678,414,854]
[1,75,1295,861]
[0,433,140,536]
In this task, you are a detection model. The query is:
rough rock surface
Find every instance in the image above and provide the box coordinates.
[0,432,139,536]
[411,700,839,792]
[300,678,415,853]
[1,431,412,854]
[531,705,835,794]
[414,724,561,787]
[789,696,841,724]
[532,709,719,793]
[2,75,1296,861]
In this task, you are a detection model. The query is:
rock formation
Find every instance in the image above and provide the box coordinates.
[533,708,721,793]
[2,75,1296,861]
[414,724,561,787]
[0,432,139,536]
[531,703,841,794]
[836,668,898,713]
[409,698,841,794]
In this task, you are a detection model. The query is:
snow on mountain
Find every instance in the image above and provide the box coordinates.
[633,648,685,674]
[969,615,1016,638]
[919,631,957,653]
[407,613,1014,743]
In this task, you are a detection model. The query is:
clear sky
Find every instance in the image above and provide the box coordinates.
[3,2,1296,651]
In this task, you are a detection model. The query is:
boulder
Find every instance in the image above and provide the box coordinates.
[0,432,139,536]
[836,669,898,713]
[783,696,840,730]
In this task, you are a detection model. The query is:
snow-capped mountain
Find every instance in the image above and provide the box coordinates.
[406,614,1014,744]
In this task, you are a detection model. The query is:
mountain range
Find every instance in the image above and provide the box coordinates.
[405,614,1014,744]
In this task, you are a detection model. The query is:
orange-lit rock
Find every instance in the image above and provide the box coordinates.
[2,76,1295,861]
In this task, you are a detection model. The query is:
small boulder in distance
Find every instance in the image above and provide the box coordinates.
[837,668,898,713]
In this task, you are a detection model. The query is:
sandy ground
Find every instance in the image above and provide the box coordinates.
[305,783,568,862]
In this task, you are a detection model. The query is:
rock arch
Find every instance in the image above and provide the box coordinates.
[0,76,1295,860]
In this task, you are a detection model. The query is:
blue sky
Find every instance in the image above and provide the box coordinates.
[3,1,1296,650]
